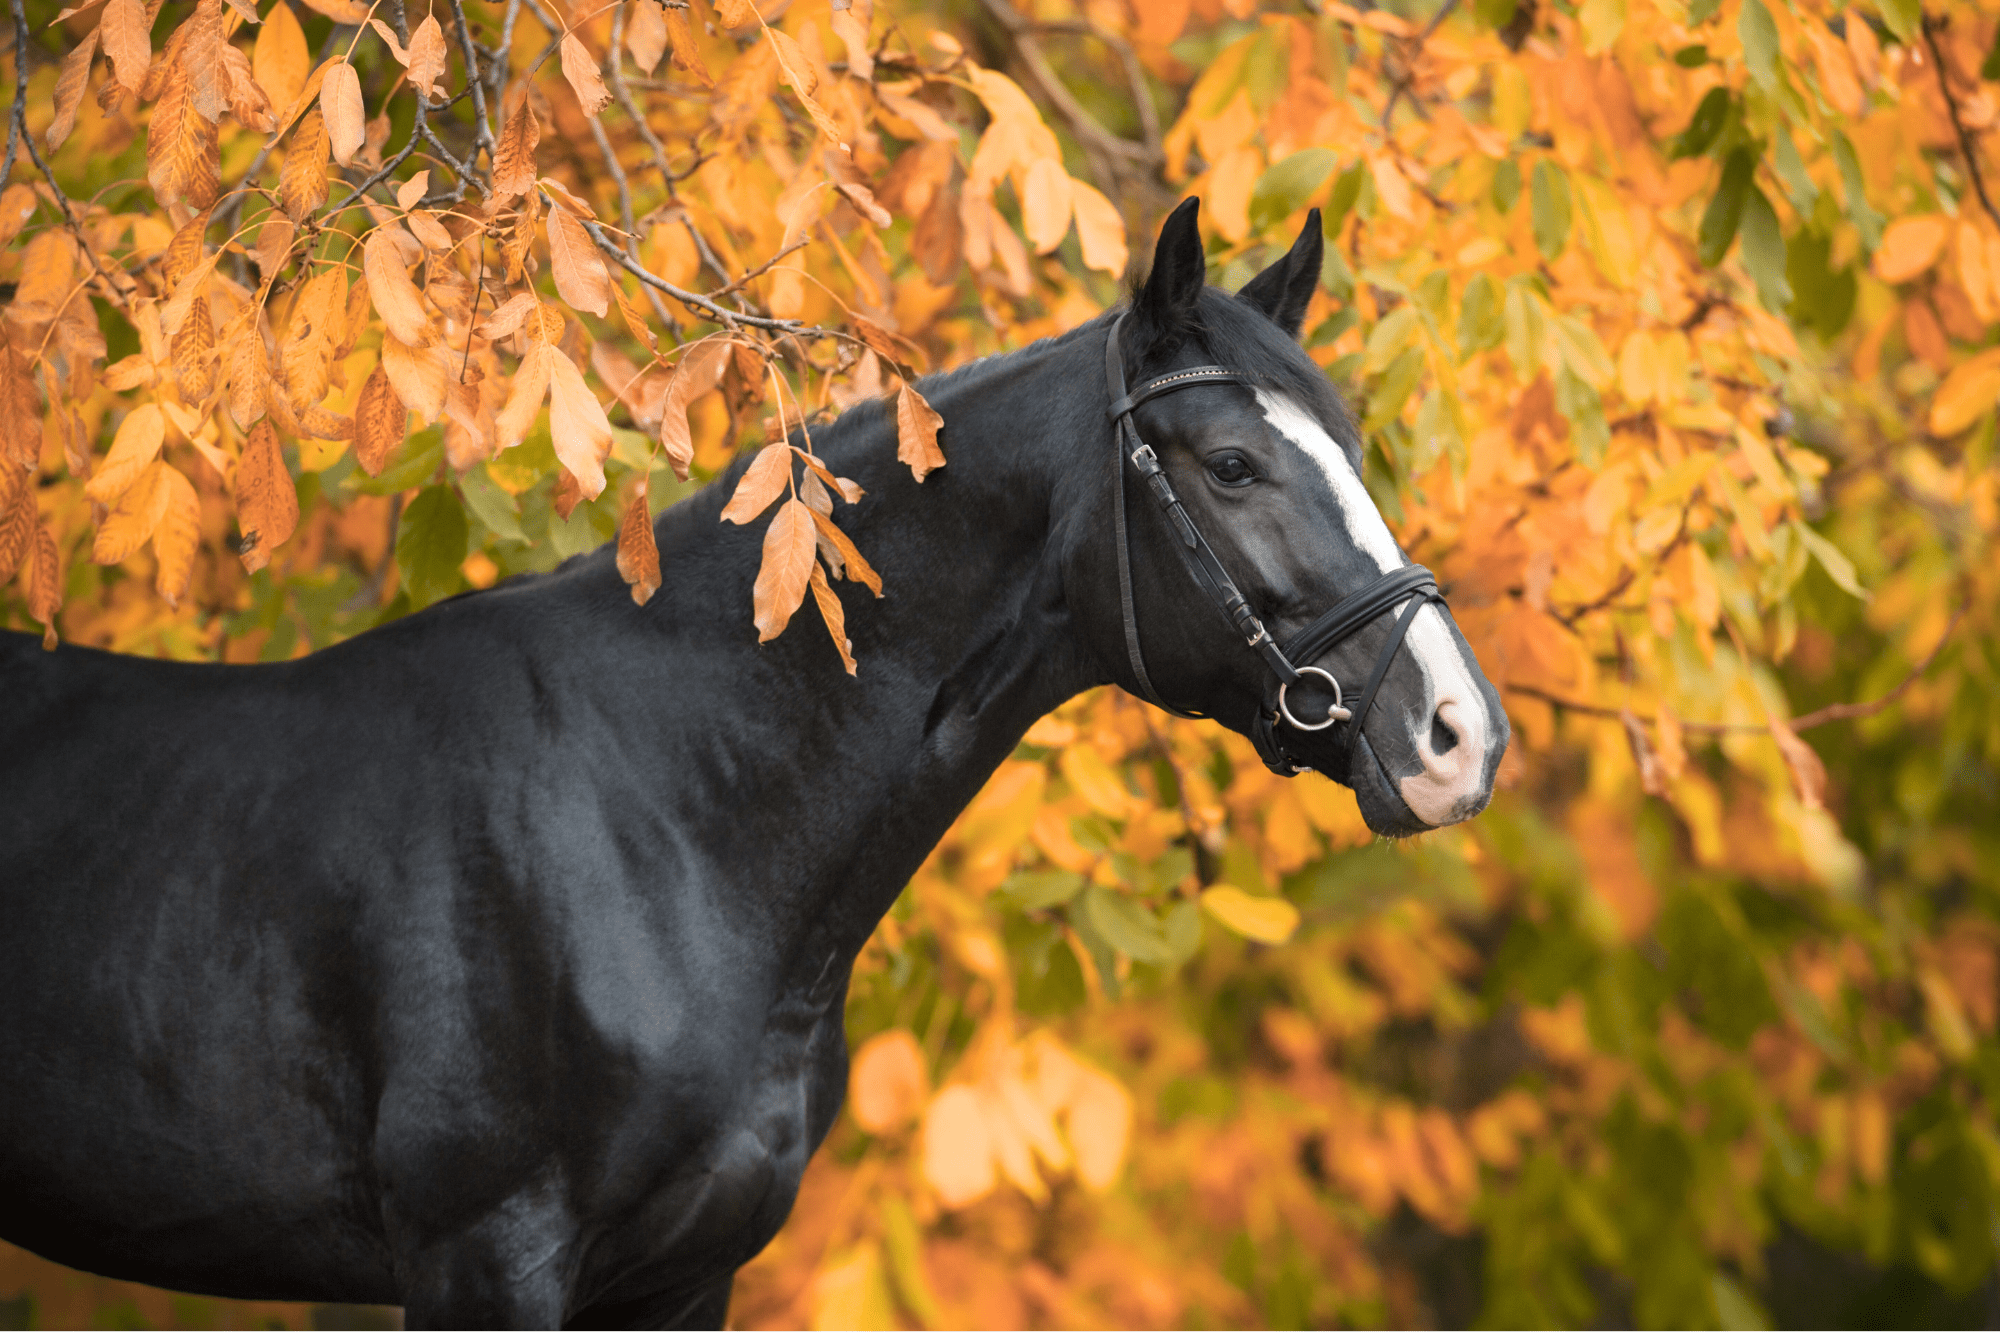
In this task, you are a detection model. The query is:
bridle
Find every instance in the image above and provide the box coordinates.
[1104,313,1449,778]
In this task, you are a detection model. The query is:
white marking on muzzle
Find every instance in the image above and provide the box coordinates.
[1256,391,1492,826]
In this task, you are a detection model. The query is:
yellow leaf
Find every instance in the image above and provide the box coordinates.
[1058,743,1135,818]
[280,107,330,220]
[85,404,166,504]
[46,28,98,153]
[255,0,310,112]
[101,0,150,95]
[1064,1067,1133,1191]
[380,333,448,425]
[1201,884,1301,944]
[1070,181,1128,276]
[496,343,554,450]
[92,459,172,565]
[921,1085,996,1209]
[546,347,612,499]
[151,464,201,606]
[1021,158,1073,253]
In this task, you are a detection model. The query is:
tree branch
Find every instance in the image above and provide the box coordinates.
[1923,14,2000,234]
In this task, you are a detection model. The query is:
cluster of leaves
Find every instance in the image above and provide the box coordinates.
[3,0,2000,1321]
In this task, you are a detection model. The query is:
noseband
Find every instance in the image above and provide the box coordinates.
[1104,313,1448,778]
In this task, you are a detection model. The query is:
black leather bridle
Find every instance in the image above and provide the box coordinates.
[1104,313,1448,778]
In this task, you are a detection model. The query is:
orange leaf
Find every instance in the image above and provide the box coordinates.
[46,27,98,153]
[101,0,150,95]
[850,1030,929,1133]
[355,361,407,476]
[1929,347,2000,436]
[254,0,310,112]
[921,1085,996,1209]
[663,5,711,86]
[753,498,817,642]
[808,562,855,673]
[721,441,793,523]
[497,342,554,450]
[547,347,613,498]
[1021,158,1073,253]
[1874,215,1950,285]
[364,228,436,347]
[895,383,945,481]
[616,482,661,605]
[559,32,613,116]
[612,282,658,354]
[0,478,34,585]
[625,0,667,74]
[152,464,201,606]
[234,420,297,573]
[492,98,540,200]
[320,61,365,166]
[547,204,611,317]
[280,106,330,220]
[84,404,165,505]
[807,505,881,596]
[405,15,448,99]
[25,522,60,649]
[147,65,220,212]
[1070,180,1128,276]
[381,332,449,424]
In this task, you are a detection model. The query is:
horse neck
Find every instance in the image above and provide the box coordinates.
[547,319,1115,952]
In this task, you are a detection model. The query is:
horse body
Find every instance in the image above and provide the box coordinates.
[0,204,1507,1326]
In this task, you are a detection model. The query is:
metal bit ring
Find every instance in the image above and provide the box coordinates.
[1277,666,1351,731]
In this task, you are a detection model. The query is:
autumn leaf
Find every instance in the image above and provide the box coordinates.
[721,442,793,523]
[184,0,228,123]
[0,480,33,585]
[559,33,614,116]
[492,98,541,200]
[753,496,817,641]
[254,0,310,113]
[546,347,613,499]
[354,361,407,476]
[663,5,711,85]
[807,506,881,596]
[25,523,60,649]
[616,482,661,605]
[895,383,945,481]
[93,458,173,564]
[85,404,165,504]
[280,107,330,220]
[148,65,221,212]
[320,61,366,167]
[47,28,98,153]
[808,562,856,674]
[152,464,202,605]
[380,333,449,424]
[404,15,448,100]
[1200,885,1300,945]
[363,228,436,348]
[233,420,297,573]
[101,0,150,95]
[547,204,611,317]
[850,1031,928,1134]
[1021,158,1073,253]
[1874,215,1950,285]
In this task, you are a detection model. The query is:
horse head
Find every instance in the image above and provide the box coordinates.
[1074,198,1508,837]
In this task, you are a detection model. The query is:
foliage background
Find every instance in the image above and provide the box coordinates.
[2,0,1999,1320]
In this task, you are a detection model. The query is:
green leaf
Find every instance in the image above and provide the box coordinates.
[1555,365,1609,469]
[1531,160,1573,261]
[1737,186,1791,312]
[1786,228,1858,339]
[1686,0,1720,22]
[1363,305,1419,374]
[1832,130,1884,252]
[1772,130,1817,212]
[395,483,469,609]
[1324,160,1367,235]
[1307,306,1358,349]
[1081,886,1176,965]
[1364,346,1425,431]
[1985,25,2000,79]
[460,465,527,543]
[1503,279,1550,379]
[1491,158,1522,213]
[346,428,445,496]
[1160,899,1204,967]
[997,869,1086,913]
[1667,87,1730,160]
[1673,43,1709,65]
[1459,272,1505,356]
[1874,0,1919,44]
[1474,0,1517,30]
[1249,148,1338,235]
[1696,147,1755,267]
[1242,23,1289,113]
[1794,522,1867,598]
[1738,0,1779,89]
[1551,314,1614,389]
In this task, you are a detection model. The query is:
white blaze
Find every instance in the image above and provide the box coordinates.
[1255,391,1492,826]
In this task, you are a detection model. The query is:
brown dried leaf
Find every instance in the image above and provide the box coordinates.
[547,346,612,498]
[807,562,855,673]
[715,0,756,26]
[895,382,944,481]
[658,340,729,480]
[280,106,329,220]
[807,503,881,595]
[406,14,447,99]
[147,64,221,212]
[754,498,816,642]
[0,479,33,585]
[184,0,227,122]
[0,335,43,466]
[547,204,611,317]
[616,482,661,605]
[477,290,539,341]
[220,44,276,132]
[101,0,149,94]
[173,293,217,401]
[47,28,99,153]
[354,361,406,476]
[626,0,667,75]
[234,419,297,573]
[612,282,658,353]
[492,97,540,201]
[559,32,613,116]
[298,0,371,22]
[496,342,554,450]
[1770,715,1827,811]
[364,228,436,347]
[254,0,309,112]
[368,15,409,61]
[836,181,891,227]
[26,522,60,649]
[320,61,365,167]
[552,468,584,520]
[381,333,449,424]
[721,441,792,524]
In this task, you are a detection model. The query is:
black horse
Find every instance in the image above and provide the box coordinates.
[0,202,1506,1327]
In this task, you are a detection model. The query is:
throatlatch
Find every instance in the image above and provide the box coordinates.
[1103,313,1449,778]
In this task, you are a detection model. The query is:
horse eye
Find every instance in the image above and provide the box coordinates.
[1206,453,1256,487]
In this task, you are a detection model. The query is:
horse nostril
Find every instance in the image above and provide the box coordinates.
[1430,710,1459,755]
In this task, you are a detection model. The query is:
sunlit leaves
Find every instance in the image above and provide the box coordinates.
[559,33,613,116]
[101,0,150,95]
[319,61,365,167]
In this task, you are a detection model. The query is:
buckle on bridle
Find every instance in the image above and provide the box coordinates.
[1277,666,1350,731]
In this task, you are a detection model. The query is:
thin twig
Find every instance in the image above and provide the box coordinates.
[1380,0,1460,129]
[2,0,27,193]
[1922,14,2000,233]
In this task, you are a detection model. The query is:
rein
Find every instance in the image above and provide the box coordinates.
[1103,313,1447,778]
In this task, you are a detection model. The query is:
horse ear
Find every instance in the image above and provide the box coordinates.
[1133,198,1207,335]
[1236,209,1324,339]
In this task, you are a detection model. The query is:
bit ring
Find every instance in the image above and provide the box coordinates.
[1277,667,1351,731]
